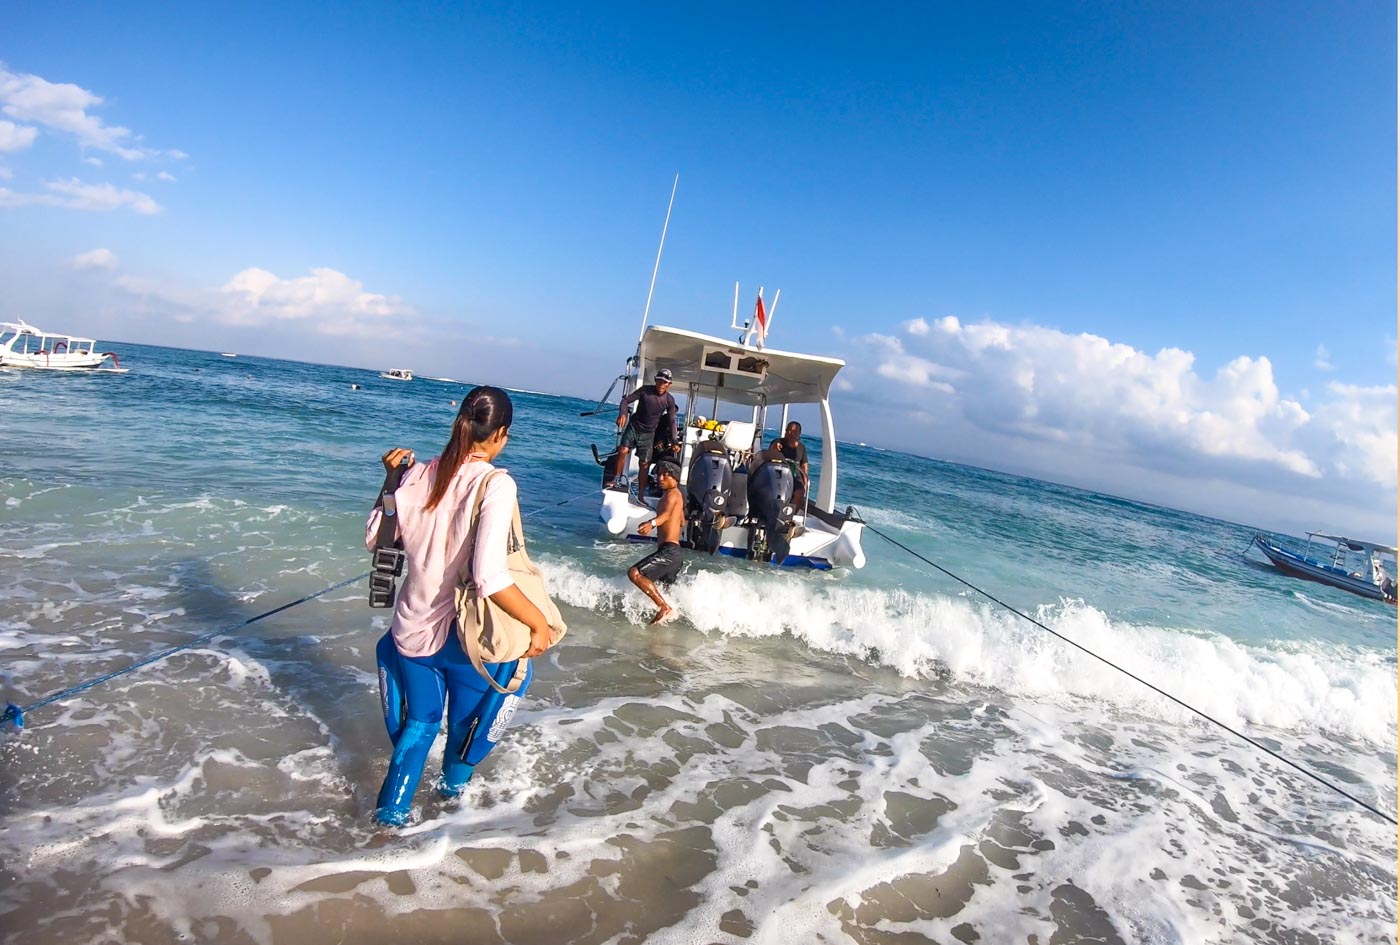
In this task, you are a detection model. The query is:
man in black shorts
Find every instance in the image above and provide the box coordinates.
[628,460,685,624]
[613,369,678,488]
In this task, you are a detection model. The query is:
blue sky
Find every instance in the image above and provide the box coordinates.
[1,3,1395,535]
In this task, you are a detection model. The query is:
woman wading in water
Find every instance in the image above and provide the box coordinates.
[367,386,558,826]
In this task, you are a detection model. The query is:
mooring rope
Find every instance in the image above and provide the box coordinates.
[1,573,367,731]
[857,514,1398,827]
[1,487,602,732]
[519,486,601,519]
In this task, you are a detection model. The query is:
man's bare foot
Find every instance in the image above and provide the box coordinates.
[649,605,677,625]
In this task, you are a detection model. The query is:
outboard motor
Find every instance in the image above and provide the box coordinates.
[687,449,733,554]
[747,461,796,564]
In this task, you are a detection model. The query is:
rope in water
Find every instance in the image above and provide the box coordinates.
[1,486,601,732]
[855,514,1397,827]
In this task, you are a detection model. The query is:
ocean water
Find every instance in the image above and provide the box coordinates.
[0,342,1395,945]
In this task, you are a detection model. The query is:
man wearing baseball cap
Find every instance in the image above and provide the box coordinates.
[613,369,678,489]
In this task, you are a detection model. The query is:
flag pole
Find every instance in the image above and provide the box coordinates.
[637,173,679,346]
[764,289,780,345]
[746,286,763,347]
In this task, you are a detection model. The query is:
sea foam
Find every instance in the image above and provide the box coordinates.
[540,556,1398,746]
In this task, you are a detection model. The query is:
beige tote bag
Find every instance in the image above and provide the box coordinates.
[454,469,567,694]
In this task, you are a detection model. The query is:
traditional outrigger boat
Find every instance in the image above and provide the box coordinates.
[379,368,413,381]
[0,320,124,372]
[592,302,866,570]
[1252,531,1397,604]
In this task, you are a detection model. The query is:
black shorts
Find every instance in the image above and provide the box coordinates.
[632,541,683,585]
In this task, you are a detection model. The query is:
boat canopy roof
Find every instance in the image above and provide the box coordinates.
[0,319,95,344]
[1308,533,1398,556]
[639,325,845,407]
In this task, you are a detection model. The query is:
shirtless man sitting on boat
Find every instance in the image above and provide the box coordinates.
[628,460,685,624]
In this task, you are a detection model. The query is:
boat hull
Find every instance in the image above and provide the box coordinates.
[0,352,116,370]
[602,487,865,570]
[1254,536,1389,601]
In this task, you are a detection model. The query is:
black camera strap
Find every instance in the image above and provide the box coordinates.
[368,461,412,608]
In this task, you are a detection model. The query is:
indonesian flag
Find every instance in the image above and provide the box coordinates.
[754,291,767,348]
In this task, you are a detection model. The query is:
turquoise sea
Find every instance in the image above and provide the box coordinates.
[1,342,1395,944]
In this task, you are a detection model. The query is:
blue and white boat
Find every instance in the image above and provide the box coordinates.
[1253,531,1397,604]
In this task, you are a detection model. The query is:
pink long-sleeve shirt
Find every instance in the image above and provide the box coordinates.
[365,457,516,658]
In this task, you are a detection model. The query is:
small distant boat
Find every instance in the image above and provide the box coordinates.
[379,368,413,381]
[0,320,125,372]
[1253,531,1397,603]
[221,352,238,358]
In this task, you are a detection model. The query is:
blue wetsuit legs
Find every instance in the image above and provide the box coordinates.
[441,658,531,798]
[376,631,407,745]
[373,630,532,826]
[376,718,439,826]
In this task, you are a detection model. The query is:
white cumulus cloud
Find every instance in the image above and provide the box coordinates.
[68,247,117,270]
[108,265,419,343]
[0,178,160,214]
[854,315,1396,490]
[1302,382,1398,486]
[217,267,413,336]
[0,118,36,152]
[0,63,182,160]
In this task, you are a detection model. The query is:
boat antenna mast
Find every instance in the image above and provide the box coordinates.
[636,173,679,347]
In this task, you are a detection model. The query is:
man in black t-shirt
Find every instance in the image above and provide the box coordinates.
[777,421,810,510]
[613,369,678,488]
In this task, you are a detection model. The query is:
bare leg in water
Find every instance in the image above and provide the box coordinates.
[628,566,674,624]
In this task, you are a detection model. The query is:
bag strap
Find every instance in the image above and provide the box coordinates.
[458,467,504,585]
[458,468,529,695]
[506,501,540,572]
[461,613,529,695]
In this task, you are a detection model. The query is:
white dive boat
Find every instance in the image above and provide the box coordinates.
[0,320,124,371]
[379,368,413,381]
[593,315,866,571]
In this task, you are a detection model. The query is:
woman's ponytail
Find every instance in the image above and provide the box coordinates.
[425,386,514,511]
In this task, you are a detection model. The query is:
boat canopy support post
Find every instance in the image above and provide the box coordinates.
[817,392,837,513]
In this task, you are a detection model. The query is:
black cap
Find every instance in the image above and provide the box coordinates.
[655,368,673,383]
[656,460,681,482]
